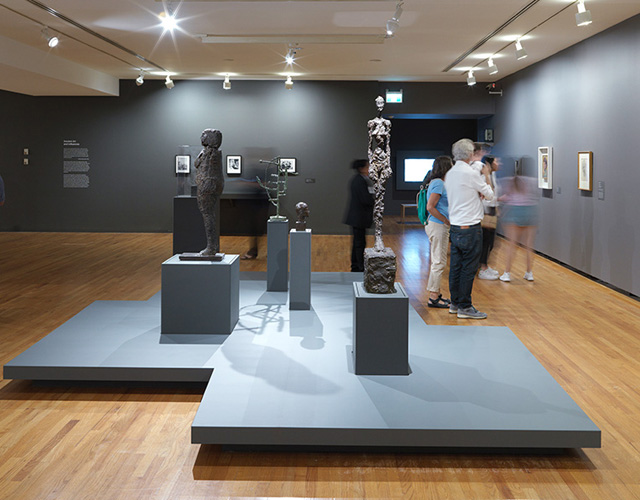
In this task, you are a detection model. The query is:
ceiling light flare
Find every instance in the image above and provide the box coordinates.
[467,70,476,86]
[285,45,301,66]
[515,39,528,60]
[159,11,177,31]
[576,0,592,26]
[223,74,231,90]
[285,75,293,90]
[165,75,175,89]
[488,57,498,75]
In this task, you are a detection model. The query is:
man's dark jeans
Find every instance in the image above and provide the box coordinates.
[449,224,483,309]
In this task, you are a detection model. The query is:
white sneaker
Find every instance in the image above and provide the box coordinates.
[487,267,500,277]
[478,268,499,280]
[499,272,511,282]
[524,271,534,281]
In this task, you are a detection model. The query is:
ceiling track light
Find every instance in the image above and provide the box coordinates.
[223,74,231,90]
[488,57,498,75]
[42,27,59,48]
[515,39,528,60]
[576,0,592,26]
[385,1,404,37]
[285,75,293,90]
[165,75,175,89]
[135,71,144,86]
[467,70,476,86]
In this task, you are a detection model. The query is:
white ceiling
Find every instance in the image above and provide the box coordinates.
[0,0,638,96]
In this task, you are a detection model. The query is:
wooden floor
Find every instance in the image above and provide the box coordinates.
[1,220,639,500]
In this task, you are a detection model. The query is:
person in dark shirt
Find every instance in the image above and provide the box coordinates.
[344,159,374,272]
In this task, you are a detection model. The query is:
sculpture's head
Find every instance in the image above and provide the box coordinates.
[375,96,385,112]
[296,201,310,220]
[201,129,222,148]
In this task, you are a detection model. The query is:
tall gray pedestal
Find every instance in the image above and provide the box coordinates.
[352,282,409,375]
[161,254,239,335]
[267,219,289,291]
[290,229,311,310]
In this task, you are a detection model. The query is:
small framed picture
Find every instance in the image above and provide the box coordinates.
[175,155,190,174]
[226,155,242,176]
[537,146,552,190]
[280,157,297,174]
[578,151,593,191]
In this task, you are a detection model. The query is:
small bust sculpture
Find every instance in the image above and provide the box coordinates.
[295,201,310,231]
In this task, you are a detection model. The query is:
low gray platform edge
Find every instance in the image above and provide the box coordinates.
[3,272,601,449]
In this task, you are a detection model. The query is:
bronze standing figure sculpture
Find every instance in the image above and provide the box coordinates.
[364,96,396,293]
[368,96,392,251]
[195,128,224,256]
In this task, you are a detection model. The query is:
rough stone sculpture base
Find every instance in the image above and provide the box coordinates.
[179,252,225,261]
[363,247,397,294]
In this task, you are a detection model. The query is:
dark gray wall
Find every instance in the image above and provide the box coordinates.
[492,14,640,296]
[0,80,494,234]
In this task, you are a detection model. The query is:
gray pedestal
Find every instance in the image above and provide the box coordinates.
[290,229,311,310]
[352,282,409,375]
[161,254,239,335]
[267,219,289,291]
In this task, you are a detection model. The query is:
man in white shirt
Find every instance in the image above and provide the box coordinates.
[444,138,494,319]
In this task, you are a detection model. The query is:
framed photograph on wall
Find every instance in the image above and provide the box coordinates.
[280,157,297,174]
[175,155,190,174]
[537,146,552,189]
[226,155,242,176]
[578,151,593,191]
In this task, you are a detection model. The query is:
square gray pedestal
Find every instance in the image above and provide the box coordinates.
[353,282,409,375]
[161,254,239,335]
[290,229,311,310]
[267,219,289,291]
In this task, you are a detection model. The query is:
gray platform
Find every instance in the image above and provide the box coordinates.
[3,272,600,449]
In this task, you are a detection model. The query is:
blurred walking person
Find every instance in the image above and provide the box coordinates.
[499,171,539,282]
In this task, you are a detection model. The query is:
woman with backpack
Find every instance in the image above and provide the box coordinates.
[421,155,454,308]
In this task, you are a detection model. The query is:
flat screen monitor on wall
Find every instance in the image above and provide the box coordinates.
[395,150,444,190]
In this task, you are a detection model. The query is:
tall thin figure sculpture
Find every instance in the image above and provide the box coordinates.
[368,96,392,251]
[195,128,224,256]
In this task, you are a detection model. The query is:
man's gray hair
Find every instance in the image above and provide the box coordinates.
[452,138,475,162]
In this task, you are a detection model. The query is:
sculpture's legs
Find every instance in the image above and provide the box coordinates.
[373,183,385,251]
[198,196,219,255]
